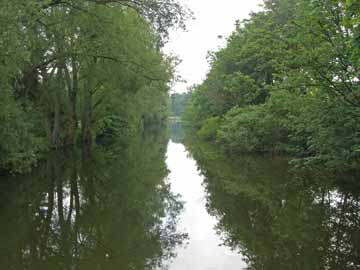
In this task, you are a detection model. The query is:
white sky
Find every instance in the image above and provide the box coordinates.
[164,0,264,93]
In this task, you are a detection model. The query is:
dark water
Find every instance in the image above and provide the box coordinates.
[0,124,359,269]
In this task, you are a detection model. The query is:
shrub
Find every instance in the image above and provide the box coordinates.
[197,117,222,141]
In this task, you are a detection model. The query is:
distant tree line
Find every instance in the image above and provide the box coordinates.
[170,92,191,117]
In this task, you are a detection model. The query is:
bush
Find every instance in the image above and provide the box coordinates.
[0,90,45,172]
[292,93,360,170]
[216,91,305,154]
[197,117,222,141]
[217,105,268,152]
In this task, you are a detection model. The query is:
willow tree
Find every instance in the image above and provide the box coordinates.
[0,0,189,170]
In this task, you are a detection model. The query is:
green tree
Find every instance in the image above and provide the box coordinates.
[170,92,191,117]
[185,0,360,172]
[0,0,190,172]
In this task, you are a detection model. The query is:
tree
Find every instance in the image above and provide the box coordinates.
[185,0,360,171]
[0,0,190,171]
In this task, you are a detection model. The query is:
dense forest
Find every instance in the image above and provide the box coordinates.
[184,0,360,172]
[0,0,189,173]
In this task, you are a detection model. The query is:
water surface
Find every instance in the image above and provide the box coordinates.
[0,125,359,270]
[165,141,247,269]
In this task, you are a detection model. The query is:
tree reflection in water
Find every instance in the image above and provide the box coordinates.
[0,129,187,270]
[185,139,360,270]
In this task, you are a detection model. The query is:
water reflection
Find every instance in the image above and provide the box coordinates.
[185,139,360,270]
[0,129,186,270]
[1,123,359,270]
[165,141,247,269]
[168,122,185,144]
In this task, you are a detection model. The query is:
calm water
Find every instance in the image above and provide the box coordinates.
[0,124,359,269]
[166,141,247,269]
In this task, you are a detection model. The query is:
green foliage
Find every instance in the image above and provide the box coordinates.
[217,105,269,153]
[0,0,189,172]
[182,85,219,130]
[170,92,191,117]
[185,0,360,172]
[197,117,222,141]
[0,90,46,172]
[291,94,360,170]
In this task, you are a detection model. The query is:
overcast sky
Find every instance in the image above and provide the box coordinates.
[164,0,264,93]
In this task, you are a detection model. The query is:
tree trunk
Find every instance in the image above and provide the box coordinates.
[81,58,97,157]
[82,78,93,157]
[64,57,78,146]
[52,67,63,148]
[52,92,61,148]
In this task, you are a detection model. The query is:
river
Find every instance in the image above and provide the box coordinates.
[0,124,359,269]
[166,141,247,269]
